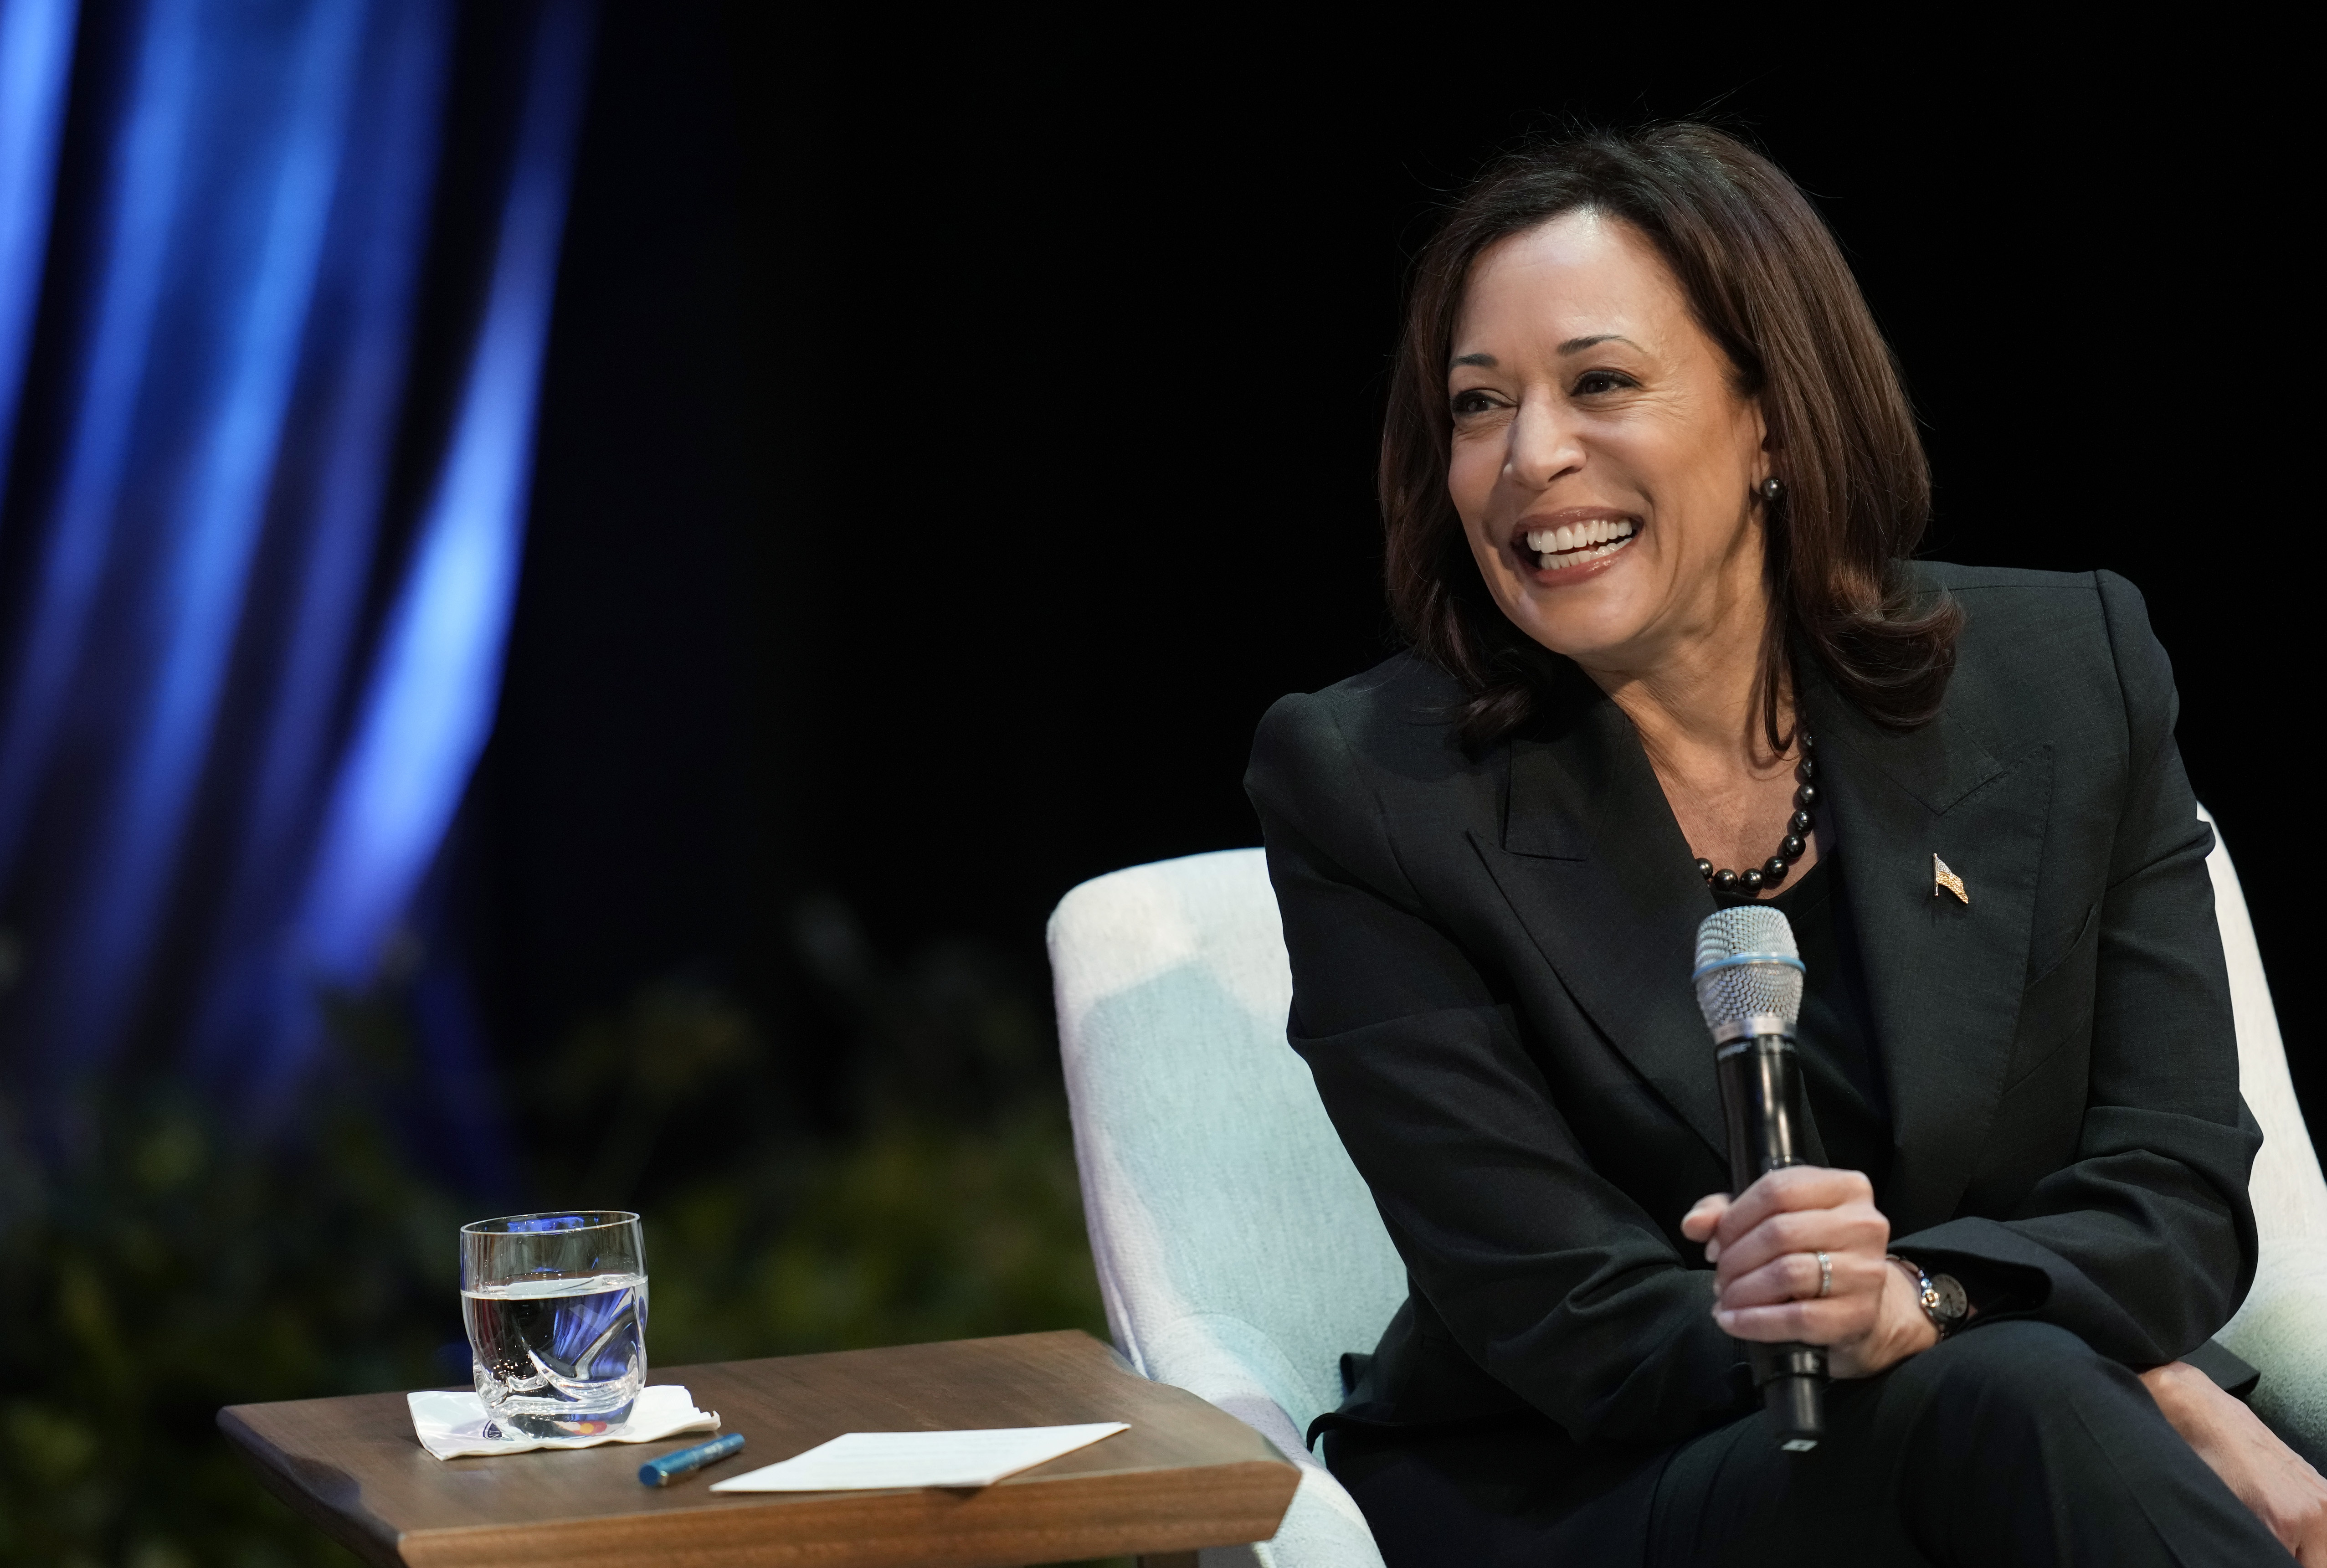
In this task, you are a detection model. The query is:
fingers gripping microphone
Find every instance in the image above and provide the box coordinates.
[1693,905,1826,1451]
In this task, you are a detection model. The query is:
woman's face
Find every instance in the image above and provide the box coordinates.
[1446,209,1772,677]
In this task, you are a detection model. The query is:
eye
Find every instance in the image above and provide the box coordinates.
[1449,389,1500,417]
[1574,369,1638,396]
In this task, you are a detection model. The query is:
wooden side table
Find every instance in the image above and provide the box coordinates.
[220,1329,1298,1568]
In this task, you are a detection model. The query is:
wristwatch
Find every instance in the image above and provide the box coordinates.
[1889,1254,1969,1338]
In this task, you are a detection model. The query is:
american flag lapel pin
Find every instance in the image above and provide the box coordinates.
[1932,853,1968,905]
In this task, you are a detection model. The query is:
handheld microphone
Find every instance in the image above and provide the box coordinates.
[1692,904,1825,1452]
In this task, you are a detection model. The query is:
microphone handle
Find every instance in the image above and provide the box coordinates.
[1716,1033,1828,1451]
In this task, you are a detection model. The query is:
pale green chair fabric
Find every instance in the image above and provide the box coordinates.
[1048,813,2327,1568]
[2202,808,2327,1457]
[1050,848,1397,1568]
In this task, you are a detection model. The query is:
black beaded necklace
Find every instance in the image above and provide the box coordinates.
[1695,733,1817,897]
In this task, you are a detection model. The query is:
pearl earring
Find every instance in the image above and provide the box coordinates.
[1758,477,1784,502]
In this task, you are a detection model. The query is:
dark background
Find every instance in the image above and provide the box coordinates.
[483,13,2314,1142]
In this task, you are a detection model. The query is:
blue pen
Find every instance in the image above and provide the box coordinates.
[638,1431,745,1486]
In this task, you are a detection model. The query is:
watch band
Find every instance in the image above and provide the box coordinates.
[1888,1254,1968,1338]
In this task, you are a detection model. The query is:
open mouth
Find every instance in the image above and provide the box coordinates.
[1517,516,1638,573]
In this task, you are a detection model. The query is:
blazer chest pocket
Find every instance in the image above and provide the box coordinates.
[2003,901,2099,1092]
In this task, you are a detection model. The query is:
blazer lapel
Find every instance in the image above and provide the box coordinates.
[1803,669,2054,1233]
[1472,689,1730,1162]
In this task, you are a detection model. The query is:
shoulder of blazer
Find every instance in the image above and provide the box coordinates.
[1258,651,1465,756]
[1896,561,2147,765]
[1913,559,2100,596]
[1247,652,1504,913]
[1250,651,1492,804]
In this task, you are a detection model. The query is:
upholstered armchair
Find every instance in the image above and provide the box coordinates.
[1048,812,2327,1567]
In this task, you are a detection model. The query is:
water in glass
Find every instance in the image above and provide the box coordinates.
[459,1211,647,1436]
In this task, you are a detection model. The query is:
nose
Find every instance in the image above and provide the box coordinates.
[1503,395,1583,491]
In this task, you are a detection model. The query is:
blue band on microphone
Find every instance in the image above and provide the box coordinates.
[1690,951,1807,982]
[638,1430,745,1486]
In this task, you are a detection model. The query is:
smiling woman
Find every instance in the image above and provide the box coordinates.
[1383,127,1956,770]
[1247,123,2324,1566]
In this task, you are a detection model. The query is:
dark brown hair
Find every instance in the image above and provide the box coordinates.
[1382,123,1961,751]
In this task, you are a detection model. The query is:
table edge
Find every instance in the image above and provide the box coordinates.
[218,1404,406,1567]
[387,1456,1300,1567]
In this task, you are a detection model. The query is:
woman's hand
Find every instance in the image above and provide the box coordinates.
[2142,1359,2327,1562]
[1681,1166,1934,1379]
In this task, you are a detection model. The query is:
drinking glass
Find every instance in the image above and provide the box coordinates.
[459,1210,648,1437]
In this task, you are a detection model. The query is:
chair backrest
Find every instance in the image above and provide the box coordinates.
[1051,819,2327,1440]
[1049,848,1406,1441]
[2201,808,2327,1261]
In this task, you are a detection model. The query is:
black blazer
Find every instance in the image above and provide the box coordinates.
[1245,564,2260,1457]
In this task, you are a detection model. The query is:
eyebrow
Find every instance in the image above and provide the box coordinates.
[1447,334,1640,371]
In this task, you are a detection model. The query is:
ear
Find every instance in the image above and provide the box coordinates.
[1748,396,1778,489]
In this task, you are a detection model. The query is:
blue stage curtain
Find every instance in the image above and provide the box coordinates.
[0,0,595,1131]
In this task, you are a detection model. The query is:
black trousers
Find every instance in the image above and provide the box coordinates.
[1322,1321,2290,1566]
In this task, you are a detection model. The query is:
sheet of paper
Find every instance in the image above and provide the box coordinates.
[709,1421,1128,1491]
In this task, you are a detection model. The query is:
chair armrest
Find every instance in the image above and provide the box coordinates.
[1195,1464,1389,1568]
[2219,1245,2327,1465]
[1133,1322,1387,1568]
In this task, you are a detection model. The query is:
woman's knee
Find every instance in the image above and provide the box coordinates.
[1926,1317,2118,1373]
[1886,1319,2147,1435]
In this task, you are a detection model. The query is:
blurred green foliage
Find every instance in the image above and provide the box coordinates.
[0,1063,462,1566]
[0,903,1116,1567]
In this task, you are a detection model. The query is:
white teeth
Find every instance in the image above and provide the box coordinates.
[1536,530,1638,571]
[1523,519,1640,570]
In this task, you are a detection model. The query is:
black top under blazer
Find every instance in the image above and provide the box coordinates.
[1245,563,2261,1461]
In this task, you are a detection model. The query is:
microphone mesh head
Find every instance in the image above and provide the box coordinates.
[1692,905,1805,1043]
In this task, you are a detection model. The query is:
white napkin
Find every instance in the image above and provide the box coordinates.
[710,1421,1128,1491]
[407,1384,719,1460]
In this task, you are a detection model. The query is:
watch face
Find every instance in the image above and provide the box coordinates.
[1929,1272,1969,1323]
